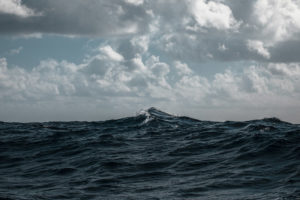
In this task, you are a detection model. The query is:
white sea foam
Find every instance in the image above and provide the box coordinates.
[137,108,154,125]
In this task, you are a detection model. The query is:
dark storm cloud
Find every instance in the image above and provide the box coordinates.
[1,0,300,64]
[0,0,150,36]
[269,40,300,63]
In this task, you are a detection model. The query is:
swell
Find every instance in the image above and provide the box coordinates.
[0,108,299,199]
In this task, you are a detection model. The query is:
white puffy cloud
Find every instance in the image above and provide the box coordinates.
[0,0,37,17]
[147,56,170,78]
[174,61,192,76]
[253,0,300,44]
[189,0,240,30]
[99,46,125,62]
[130,35,149,54]
[247,40,270,59]
[0,44,172,102]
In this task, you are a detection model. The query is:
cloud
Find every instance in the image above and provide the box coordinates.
[99,46,124,62]
[174,61,192,76]
[9,46,23,55]
[1,0,300,122]
[0,0,151,36]
[0,0,37,17]
[124,0,144,6]
[1,0,300,64]
[0,57,7,72]
[1,44,298,104]
[247,40,270,59]
[148,0,300,63]
[218,44,227,51]
[253,0,300,44]
[1,41,300,122]
[189,0,240,30]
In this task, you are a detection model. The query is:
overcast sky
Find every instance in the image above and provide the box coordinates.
[1,0,300,123]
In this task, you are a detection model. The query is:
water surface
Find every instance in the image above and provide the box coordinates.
[0,108,299,199]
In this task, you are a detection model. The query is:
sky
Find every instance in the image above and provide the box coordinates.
[1,0,300,123]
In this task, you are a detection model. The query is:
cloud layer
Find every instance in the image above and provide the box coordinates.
[1,0,300,122]
[1,0,300,63]
[1,41,300,122]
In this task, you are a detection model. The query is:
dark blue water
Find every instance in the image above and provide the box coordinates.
[0,108,300,200]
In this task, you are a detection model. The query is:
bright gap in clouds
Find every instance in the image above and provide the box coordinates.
[0,0,300,123]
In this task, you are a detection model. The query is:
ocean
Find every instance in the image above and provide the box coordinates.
[0,108,299,199]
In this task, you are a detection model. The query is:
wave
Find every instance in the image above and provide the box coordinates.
[0,108,299,199]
